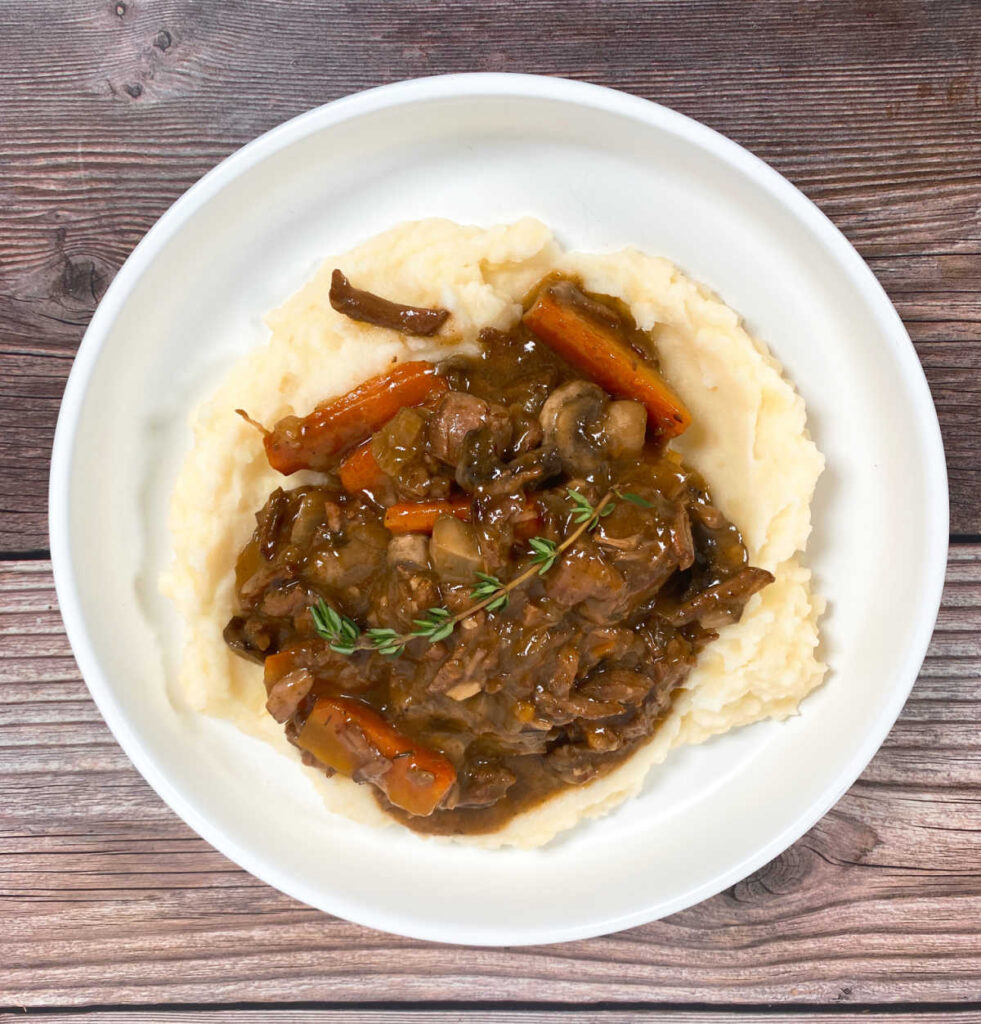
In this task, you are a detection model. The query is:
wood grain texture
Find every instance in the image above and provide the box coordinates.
[1,550,979,1007]
[7,1015,981,1024]
[0,0,979,550]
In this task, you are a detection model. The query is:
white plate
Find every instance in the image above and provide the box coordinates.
[49,73,948,945]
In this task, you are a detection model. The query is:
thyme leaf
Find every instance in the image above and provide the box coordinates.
[619,490,654,509]
[528,535,559,575]
[470,571,506,602]
[365,626,406,658]
[566,487,614,528]
[412,607,457,644]
[311,598,362,654]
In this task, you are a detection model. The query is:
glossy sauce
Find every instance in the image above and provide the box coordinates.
[225,280,772,834]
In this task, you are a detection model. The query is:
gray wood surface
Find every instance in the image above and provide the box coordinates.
[7,1015,981,1024]
[1,0,979,1016]
[1,550,979,1007]
[0,0,979,550]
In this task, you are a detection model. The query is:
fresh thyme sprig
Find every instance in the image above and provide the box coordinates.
[309,600,361,655]
[527,536,559,575]
[411,606,455,642]
[310,604,455,657]
[566,487,615,526]
[364,626,404,658]
[310,487,620,658]
[471,572,509,611]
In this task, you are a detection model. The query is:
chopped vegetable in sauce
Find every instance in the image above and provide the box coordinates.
[226,273,772,835]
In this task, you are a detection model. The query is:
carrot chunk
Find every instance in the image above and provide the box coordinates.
[384,498,472,534]
[523,283,691,439]
[297,697,456,817]
[338,440,386,493]
[263,361,448,475]
[262,648,301,686]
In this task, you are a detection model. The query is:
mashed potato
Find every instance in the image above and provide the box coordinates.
[162,218,826,847]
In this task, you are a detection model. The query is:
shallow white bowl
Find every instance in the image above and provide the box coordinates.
[50,73,948,945]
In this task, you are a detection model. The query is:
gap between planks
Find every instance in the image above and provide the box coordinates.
[0,552,979,1005]
[2,1007,981,1023]
[0,0,979,551]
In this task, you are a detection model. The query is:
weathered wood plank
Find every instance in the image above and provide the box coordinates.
[6,1013,981,1024]
[0,0,979,550]
[0,550,978,1006]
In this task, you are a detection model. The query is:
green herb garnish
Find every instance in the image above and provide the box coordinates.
[312,487,624,658]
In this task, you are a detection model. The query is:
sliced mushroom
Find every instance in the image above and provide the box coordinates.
[430,514,483,580]
[328,269,449,336]
[603,400,647,458]
[538,380,608,471]
[387,533,430,570]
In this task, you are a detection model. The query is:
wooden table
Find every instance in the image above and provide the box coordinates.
[2,1,979,1019]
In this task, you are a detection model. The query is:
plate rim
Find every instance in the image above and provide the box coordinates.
[48,72,950,945]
